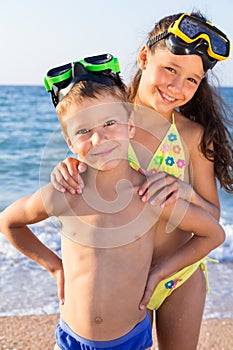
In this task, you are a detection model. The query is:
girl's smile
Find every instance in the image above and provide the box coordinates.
[137,46,204,118]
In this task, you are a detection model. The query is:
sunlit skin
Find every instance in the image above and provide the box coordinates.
[64,97,135,172]
[133,44,220,218]
[130,45,219,264]
[137,45,205,120]
[0,91,225,349]
[0,94,159,341]
[50,46,221,350]
[129,45,220,349]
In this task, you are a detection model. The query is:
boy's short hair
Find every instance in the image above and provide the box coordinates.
[56,80,130,134]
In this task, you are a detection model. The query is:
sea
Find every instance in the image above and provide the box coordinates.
[0,85,232,318]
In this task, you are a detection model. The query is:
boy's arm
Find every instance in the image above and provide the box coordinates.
[140,200,225,309]
[0,184,64,302]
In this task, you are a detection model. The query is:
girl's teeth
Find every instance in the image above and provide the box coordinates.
[162,92,175,102]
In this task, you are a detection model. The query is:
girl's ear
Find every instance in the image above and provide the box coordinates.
[138,45,151,70]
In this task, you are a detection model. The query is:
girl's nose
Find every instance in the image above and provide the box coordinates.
[168,77,184,94]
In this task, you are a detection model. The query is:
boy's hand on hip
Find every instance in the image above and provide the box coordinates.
[52,262,65,305]
[139,265,161,310]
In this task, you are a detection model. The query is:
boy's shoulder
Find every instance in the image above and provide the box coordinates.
[40,183,75,217]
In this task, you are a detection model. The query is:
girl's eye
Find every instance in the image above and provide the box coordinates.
[77,128,91,135]
[188,77,198,85]
[104,120,116,127]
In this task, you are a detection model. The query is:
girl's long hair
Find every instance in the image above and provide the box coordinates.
[127,12,233,192]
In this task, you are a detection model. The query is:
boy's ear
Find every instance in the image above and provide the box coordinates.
[138,45,150,70]
[128,114,136,139]
[66,136,75,153]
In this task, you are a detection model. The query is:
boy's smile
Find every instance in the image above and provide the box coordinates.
[65,95,135,170]
[90,143,118,156]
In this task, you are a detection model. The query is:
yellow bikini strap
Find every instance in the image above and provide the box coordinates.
[200,257,219,293]
[172,112,175,124]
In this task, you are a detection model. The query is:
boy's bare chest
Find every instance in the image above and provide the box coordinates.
[59,190,158,248]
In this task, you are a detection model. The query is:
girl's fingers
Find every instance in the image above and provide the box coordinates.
[50,160,85,194]
[149,182,179,206]
[51,169,79,194]
[139,175,179,205]
[139,172,174,195]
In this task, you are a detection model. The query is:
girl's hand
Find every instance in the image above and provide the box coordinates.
[138,171,193,207]
[50,157,87,194]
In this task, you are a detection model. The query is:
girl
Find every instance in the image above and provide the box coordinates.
[50,12,233,350]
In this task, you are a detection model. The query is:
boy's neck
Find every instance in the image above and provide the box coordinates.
[85,159,142,201]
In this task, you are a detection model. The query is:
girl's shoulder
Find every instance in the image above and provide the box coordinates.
[175,112,203,150]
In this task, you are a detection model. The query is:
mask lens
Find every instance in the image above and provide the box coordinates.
[47,63,72,78]
[179,17,201,39]
[207,31,228,56]
[84,53,113,65]
[179,16,228,57]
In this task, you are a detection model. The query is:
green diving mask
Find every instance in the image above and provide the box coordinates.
[44,53,124,106]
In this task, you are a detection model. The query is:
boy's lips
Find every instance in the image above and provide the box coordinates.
[92,145,118,156]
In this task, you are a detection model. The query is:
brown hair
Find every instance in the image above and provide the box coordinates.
[56,79,129,133]
[127,12,233,192]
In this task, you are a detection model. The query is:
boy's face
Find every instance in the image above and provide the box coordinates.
[64,94,135,171]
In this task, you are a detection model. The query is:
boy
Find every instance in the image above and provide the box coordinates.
[0,55,225,350]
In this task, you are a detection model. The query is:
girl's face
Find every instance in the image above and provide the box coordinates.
[137,45,205,118]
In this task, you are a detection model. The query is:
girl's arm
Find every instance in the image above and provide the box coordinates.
[51,125,220,220]
[188,127,220,219]
[139,200,225,309]
[139,166,219,220]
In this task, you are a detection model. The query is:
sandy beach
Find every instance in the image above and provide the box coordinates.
[0,314,232,350]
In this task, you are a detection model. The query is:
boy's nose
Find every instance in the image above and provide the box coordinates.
[91,128,106,146]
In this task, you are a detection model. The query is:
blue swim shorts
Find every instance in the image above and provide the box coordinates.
[55,313,152,350]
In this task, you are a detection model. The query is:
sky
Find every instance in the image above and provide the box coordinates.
[0,0,232,86]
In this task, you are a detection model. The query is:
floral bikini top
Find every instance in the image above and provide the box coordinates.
[128,112,186,180]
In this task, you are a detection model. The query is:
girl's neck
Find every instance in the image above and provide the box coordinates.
[134,96,174,123]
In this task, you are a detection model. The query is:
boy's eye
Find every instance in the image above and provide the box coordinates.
[166,67,175,73]
[77,128,91,135]
[104,120,116,127]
